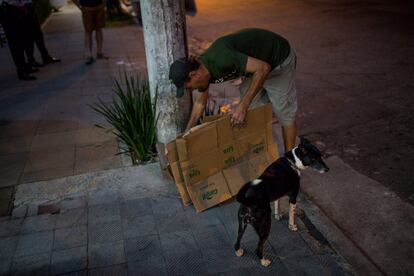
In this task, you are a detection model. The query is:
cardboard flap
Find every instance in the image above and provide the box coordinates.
[177,123,218,161]
[165,140,179,164]
[215,116,234,144]
[237,133,267,159]
[187,172,232,212]
[223,160,257,196]
[203,115,223,123]
[232,104,270,137]
[219,140,241,168]
[249,153,271,176]
[181,148,221,186]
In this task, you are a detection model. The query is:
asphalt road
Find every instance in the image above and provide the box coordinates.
[187,0,414,205]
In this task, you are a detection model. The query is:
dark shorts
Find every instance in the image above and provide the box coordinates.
[82,4,105,32]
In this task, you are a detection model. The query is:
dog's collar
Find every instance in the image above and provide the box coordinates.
[287,158,301,176]
[287,148,304,176]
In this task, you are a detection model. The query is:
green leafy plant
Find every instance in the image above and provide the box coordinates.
[90,73,159,164]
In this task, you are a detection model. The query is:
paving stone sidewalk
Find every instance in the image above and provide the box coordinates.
[0,3,145,216]
[0,164,349,276]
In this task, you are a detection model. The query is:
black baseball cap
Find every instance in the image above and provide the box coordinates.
[169,57,196,98]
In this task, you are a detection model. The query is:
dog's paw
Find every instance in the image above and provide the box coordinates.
[235,249,244,257]
[260,258,271,267]
[288,223,298,232]
[274,214,282,221]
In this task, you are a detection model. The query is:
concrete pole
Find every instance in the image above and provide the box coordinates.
[140,0,192,144]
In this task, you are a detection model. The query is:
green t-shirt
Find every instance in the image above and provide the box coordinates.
[200,28,290,84]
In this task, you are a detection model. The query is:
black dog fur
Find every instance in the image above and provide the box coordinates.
[234,137,329,266]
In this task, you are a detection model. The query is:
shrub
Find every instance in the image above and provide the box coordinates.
[90,73,159,164]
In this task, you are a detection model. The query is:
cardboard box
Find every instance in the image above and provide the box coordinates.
[223,160,257,196]
[180,148,222,186]
[170,161,191,206]
[203,115,222,123]
[237,133,267,159]
[177,122,218,161]
[165,104,280,211]
[219,140,241,168]
[249,153,271,177]
[166,140,179,163]
[267,142,279,163]
[232,104,268,138]
[215,116,234,144]
[186,172,232,212]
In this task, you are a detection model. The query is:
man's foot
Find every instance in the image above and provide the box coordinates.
[18,73,37,81]
[43,56,61,64]
[26,67,39,73]
[96,53,109,59]
[85,57,94,65]
[30,61,43,68]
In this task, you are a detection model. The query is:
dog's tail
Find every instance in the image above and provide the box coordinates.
[236,182,260,206]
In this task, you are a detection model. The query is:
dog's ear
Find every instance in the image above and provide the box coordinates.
[299,136,311,146]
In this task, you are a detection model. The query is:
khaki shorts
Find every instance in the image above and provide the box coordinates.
[240,48,298,126]
[82,4,105,33]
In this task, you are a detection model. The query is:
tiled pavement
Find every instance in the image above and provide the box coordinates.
[0,4,147,215]
[0,164,349,275]
[0,2,351,275]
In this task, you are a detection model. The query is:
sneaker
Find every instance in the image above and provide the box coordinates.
[43,56,61,65]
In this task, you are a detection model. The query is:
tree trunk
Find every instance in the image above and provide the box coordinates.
[140,0,192,144]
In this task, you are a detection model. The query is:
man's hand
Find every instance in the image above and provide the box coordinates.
[234,56,270,126]
[230,103,248,126]
[185,90,209,131]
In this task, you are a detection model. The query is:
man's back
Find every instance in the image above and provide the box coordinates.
[201,28,290,82]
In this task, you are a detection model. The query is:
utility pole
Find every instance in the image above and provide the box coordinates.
[140,0,192,144]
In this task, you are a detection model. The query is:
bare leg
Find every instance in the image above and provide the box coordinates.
[282,121,297,151]
[274,200,281,220]
[288,203,298,231]
[96,28,103,55]
[84,31,93,58]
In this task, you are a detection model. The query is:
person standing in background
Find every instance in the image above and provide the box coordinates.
[24,0,61,67]
[72,0,108,65]
[0,0,37,80]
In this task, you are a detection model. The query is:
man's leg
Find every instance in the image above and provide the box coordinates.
[95,4,107,58]
[96,28,103,55]
[82,8,94,64]
[84,30,94,63]
[263,50,298,152]
[282,121,297,151]
[26,4,44,62]
[2,5,36,80]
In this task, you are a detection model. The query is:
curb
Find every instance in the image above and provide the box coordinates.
[299,192,383,276]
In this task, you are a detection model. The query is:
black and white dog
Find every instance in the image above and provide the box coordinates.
[234,137,329,267]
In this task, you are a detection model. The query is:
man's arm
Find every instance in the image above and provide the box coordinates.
[230,56,271,125]
[184,90,209,132]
